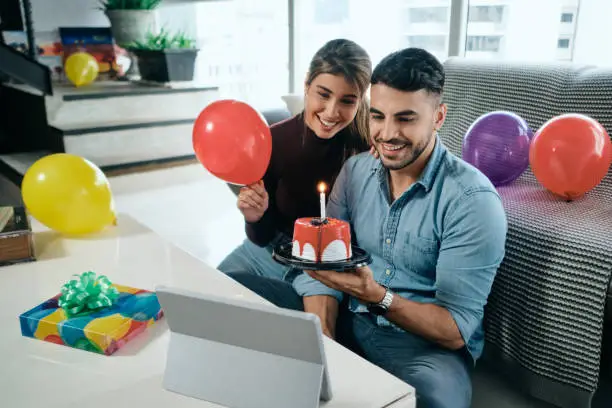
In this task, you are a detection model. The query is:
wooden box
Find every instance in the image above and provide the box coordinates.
[0,207,35,266]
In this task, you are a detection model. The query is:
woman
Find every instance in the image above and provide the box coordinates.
[217,38,371,280]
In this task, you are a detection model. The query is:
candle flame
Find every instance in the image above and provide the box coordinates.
[318,182,327,193]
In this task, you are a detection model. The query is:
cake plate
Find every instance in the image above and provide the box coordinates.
[272,242,372,272]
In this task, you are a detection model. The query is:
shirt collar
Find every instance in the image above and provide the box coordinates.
[370,134,446,193]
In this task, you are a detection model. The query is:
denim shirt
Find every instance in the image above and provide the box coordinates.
[292,138,508,362]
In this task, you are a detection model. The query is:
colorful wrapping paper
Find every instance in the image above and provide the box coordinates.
[20,281,163,355]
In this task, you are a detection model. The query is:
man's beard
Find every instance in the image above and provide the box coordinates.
[376,132,434,171]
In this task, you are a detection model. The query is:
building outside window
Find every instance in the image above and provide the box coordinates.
[468,5,505,23]
[466,35,502,52]
[294,0,452,91]
[558,37,571,48]
[314,0,350,25]
[405,35,447,54]
[465,0,580,61]
[407,6,448,23]
[159,0,592,105]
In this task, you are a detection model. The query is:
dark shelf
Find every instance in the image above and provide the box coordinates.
[0,42,52,96]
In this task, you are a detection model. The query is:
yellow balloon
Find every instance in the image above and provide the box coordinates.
[65,52,99,87]
[21,154,116,235]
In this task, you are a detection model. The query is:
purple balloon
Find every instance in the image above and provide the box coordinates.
[462,111,533,186]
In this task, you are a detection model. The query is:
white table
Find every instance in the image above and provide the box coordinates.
[0,215,416,407]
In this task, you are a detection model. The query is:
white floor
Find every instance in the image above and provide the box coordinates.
[108,164,609,408]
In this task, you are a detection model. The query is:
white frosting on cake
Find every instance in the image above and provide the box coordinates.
[321,239,351,261]
[292,241,316,261]
[292,239,350,262]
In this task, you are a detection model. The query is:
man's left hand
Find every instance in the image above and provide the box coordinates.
[305,266,386,304]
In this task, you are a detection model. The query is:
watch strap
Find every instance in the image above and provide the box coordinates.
[378,289,394,309]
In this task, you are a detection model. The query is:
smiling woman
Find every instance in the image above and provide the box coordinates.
[303,74,359,139]
[217,38,372,282]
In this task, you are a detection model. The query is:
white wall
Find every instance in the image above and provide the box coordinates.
[30,0,109,31]
[29,0,196,36]
[157,3,198,37]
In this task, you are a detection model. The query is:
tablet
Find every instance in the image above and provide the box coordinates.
[156,285,332,408]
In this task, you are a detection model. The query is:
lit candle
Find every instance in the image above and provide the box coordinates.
[318,182,327,220]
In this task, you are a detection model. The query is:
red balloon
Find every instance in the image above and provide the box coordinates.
[193,100,272,185]
[529,113,612,200]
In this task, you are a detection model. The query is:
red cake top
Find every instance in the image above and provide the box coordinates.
[293,217,351,262]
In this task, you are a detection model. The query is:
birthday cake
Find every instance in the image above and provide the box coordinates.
[291,217,352,262]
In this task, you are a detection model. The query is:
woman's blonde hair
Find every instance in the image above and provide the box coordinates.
[305,38,372,157]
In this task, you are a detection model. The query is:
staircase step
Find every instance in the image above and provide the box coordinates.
[0,149,198,185]
[63,121,196,168]
[45,81,220,130]
[60,118,195,135]
[101,155,198,176]
[51,80,216,101]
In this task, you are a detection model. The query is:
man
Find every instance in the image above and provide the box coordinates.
[228,48,507,408]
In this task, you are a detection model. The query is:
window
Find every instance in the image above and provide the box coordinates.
[466,35,502,52]
[294,0,452,91]
[465,0,580,62]
[406,7,448,24]
[405,35,447,53]
[572,0,612,65]
[315,0,349,25]
[468,5,505,23]
[191,0,289,106]
[558,38,570,48]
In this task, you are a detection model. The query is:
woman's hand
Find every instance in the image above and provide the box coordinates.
[237,180,269,223]
[369,145,379,159]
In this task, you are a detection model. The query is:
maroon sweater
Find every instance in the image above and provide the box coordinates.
[246,114,367,246]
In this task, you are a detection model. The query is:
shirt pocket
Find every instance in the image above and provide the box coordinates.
[400,234,440,277]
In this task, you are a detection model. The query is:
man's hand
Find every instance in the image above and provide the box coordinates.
[307,266,465,350]
[305,266,386,304]
[237,180,269,223]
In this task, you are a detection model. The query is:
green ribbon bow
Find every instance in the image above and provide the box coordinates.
[58,271,119,318]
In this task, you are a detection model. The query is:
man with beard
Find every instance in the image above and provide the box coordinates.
[228,48,508,408]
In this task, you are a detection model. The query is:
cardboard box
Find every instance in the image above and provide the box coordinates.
[19,284,164,355]
[0,207,35,266]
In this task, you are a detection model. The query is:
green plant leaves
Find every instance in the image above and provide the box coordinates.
[99,0,162,10]
[127,27,196,50]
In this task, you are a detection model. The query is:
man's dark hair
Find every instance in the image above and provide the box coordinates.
[371,48,445,96]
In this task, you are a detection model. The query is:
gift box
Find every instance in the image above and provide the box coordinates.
[19,273,164,355]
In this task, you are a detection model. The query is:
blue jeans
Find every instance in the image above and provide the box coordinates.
[217,237,293,281]
[227,272,473,408]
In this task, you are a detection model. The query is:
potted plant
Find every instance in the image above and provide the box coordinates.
[100,0,162,47]
[128,28,199,82]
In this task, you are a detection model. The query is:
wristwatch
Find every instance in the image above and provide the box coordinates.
[367,288,394,316]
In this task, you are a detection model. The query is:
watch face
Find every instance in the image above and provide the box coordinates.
[368,304,387,316]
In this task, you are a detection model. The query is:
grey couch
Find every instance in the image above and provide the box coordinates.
[439,58,612,408]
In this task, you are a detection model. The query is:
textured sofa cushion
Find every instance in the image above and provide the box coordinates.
[281,94,304,116]
[439,58,612,407]
[563,67,612,325]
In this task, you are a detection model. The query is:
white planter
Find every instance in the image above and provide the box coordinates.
[105,10,158,47]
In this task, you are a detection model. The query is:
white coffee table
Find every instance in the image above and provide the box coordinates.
[0,214,416,407]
